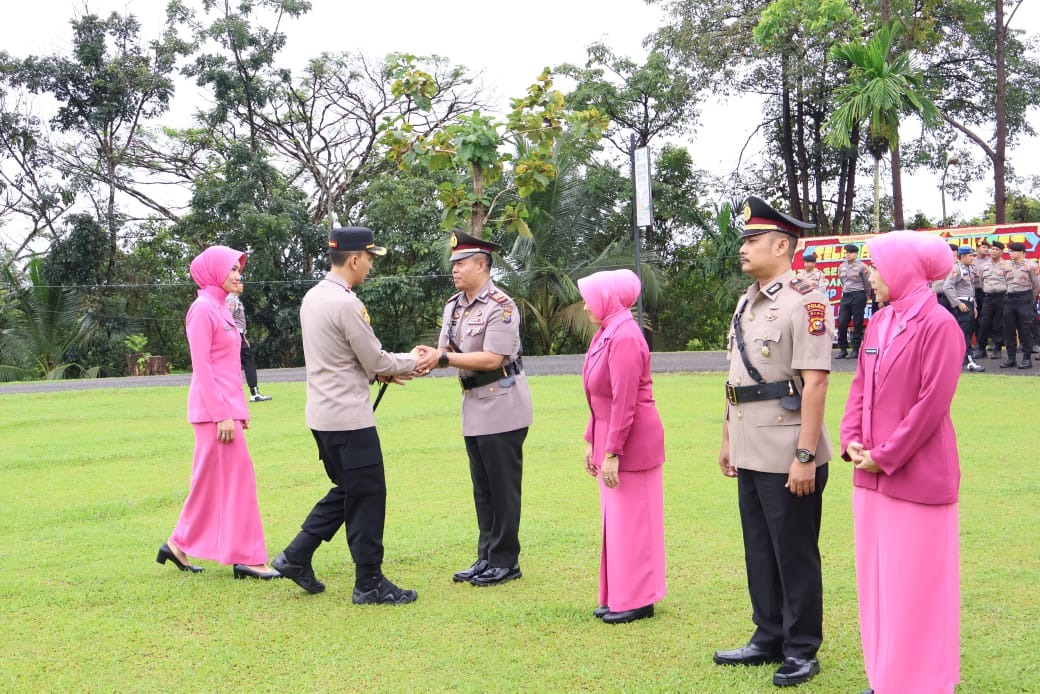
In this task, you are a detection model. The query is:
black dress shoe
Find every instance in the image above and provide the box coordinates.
[232,564,282,580]
[156,542,203,573]
[601,604,654,624]
[850,348,860,358]
[592,605,610,618]
[1018,359,1032,369]
[452,559,489,583]
[713,642,784,666]
[773,657,820,687]
[470,564,522,586]
[835,350,848,359]
[1000,359,1017,368]
[272,552,325,594]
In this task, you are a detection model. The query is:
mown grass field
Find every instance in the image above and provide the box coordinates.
[1,372,1037,692]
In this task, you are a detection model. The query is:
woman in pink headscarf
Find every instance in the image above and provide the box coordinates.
[156,246,279,579]
[840,230,963,694]
[577,269,666,624]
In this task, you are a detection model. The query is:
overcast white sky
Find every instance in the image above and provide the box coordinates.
[2,0,1038,225]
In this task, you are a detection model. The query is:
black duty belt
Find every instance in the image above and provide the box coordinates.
[1006,290,1034,299]
[460,359,523,390]
[725,379,797,406]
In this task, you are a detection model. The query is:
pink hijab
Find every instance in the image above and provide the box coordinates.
[577,269,642,326]
[866,230,950,328]
[189,245,246,317]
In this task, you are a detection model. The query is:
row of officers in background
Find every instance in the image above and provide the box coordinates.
[796,238,1040,371]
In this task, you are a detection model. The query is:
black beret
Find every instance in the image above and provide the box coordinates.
[1008,241,1027,252]
[843,243,859,253]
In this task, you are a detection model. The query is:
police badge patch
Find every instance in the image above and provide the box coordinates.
[805,302,826,336]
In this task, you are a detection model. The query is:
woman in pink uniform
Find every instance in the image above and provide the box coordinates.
[578,269,666,624]
[156,246,278,580]
[840,230,963,693]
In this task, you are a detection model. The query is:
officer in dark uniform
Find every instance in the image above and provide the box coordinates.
[713,196,833,688]
[431,230,533,586]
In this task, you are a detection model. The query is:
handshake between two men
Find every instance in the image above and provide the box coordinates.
[372,345,510,386]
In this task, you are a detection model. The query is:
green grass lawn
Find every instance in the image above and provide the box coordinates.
[1,373,1037,692]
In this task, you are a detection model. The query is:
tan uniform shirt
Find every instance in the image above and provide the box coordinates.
[301,272,416,431]
[725,271,834,473]
[979,258,1008,294]
[438,280,533,437]
[972,257,989,289]
[837,260,870,292]
[226,293,247,334]
[1002,259,1040,295]
[943,263,976,305]
[796,268,826,292]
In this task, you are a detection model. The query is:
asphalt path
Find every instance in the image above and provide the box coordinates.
[1,349,1033,395]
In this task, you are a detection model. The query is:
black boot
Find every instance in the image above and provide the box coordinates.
[1000,358,1017,369]
[1018,357,1032,369]
[850,347,860,359]
[835,349,848,359]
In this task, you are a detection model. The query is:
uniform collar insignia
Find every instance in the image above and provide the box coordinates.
[764,281,783,297]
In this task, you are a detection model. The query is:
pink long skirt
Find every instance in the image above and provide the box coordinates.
[854,487,960,694]
[599,465,667,612]
[171,421,269,566]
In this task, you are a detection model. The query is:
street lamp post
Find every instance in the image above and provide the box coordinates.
[941,156,960,226]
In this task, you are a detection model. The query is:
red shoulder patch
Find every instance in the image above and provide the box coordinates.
[487,288,509,304]
[805,302,827,336]
[789,278,814,295]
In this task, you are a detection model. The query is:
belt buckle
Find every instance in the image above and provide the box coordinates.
[726,382,738,406]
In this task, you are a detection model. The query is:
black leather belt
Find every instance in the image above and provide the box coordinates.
[460,359,523,390]
[725,379,797,406]
[1006,290,1033,299]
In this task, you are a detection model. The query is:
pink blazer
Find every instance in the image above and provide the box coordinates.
[840,299,962,504]
[186,293,250,424]
[583,317,665,472]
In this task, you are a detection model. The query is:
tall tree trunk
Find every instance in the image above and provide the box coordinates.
[841,124,860,234]
[780,56,800,213]
[472,162,486,238]
[873,156,881,233]
[994,0,1008,223]
[891,145,904,229]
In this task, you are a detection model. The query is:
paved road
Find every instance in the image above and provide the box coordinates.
[1,350,1032,395]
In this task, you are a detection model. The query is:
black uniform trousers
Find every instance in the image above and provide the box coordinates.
[951,300,976,358]
[738,464,828,660]
[239,335,259,390]
[836,290,867,349]
[299,427,387,567]
[464,427,527,568]
[978,292,1005,352]
[1003,291,1036,357]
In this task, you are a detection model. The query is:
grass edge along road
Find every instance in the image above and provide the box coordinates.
[1,373,1036,692]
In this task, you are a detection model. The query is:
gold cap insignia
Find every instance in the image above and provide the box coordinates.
[450,232,458,248]
[743,202,752,223]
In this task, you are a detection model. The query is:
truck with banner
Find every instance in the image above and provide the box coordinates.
[792,223,1040,326]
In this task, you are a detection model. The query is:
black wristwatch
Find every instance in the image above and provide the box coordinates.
[796,448,816,464]
[438,351,450,368]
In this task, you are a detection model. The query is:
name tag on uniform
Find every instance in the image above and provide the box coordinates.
[864,348,879,355]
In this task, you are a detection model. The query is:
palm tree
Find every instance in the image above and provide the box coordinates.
[498,142,659,355]
[826,22,940,232]
[0,259,99,380]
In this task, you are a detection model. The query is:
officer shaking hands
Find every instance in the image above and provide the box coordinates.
[714,196,833,688]
[417,230,533,587]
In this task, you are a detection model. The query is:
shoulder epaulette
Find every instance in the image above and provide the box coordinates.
[789,278,814,295]
[445,291,463,304]
[487,288,510,304]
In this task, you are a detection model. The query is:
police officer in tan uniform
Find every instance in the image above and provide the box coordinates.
[796,252,826,291]
[943,246,985,372]
[1000,241,1040,369]
[713,196,833,689]
[977,240,1007,359]
[835,243,870,359]
[272,227,422,604]
[432,230,533,586]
